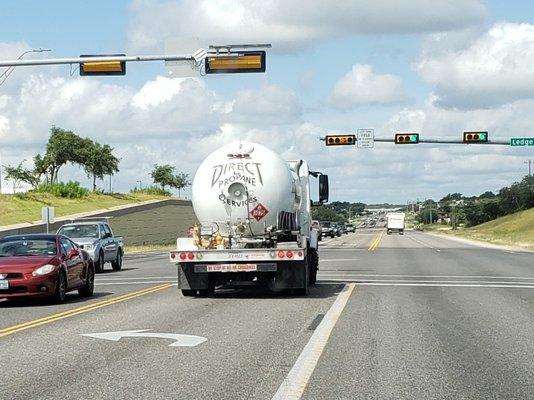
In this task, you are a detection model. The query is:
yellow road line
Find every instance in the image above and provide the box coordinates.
[0,283,172,338]
[368,230,385,251]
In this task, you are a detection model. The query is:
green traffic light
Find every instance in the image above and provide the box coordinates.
[479,133,486,141]
[410,135,417,142]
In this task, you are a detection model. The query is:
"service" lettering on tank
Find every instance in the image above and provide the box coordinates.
[211,163,264,188]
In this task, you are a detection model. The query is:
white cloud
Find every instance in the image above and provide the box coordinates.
[226,84,301,125]
[328,64,406,109]
[417,22,534,108]
[127,0,486,52]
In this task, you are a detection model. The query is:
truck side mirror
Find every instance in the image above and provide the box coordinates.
[319,175,329,204]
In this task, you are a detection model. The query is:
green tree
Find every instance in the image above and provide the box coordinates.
[83,142,120,191]
[311,206,345,223]
[4,161,41,190]
[39,127,84,184]
[150,164,190,195]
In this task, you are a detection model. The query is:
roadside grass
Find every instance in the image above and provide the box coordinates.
[0,192,168,227]
[425,208,534,250]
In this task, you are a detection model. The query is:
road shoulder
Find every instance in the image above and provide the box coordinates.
[422,231,533,253]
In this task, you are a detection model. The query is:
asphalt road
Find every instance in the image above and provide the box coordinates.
[1,230,533,399]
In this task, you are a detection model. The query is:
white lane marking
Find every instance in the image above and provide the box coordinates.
[96,281,177,286]
[271,283,355,400]
[319,258,360,262]
[317,278,534,285]
[96,276,176,281]
[315,273,534,280]
[81,329,207,347]
[318,281,534,289]
[408,235,441,252]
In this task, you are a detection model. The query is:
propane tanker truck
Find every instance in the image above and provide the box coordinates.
[170,141,329,296]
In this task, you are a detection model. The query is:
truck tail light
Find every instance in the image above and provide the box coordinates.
[171,253,176,260]
[277,250,285,259]
[297,251,303,258]
[179,252,187,260]
[286,250,293,259]
[187,252,195,260]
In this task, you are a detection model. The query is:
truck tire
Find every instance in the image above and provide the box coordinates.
[182,289,197,297]
[308,249,318,285]
[95,251,105,273]
[399,229,404,235]
[295,260,309,296]
[111,249,123,271]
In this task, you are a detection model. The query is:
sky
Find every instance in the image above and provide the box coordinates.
[1,0,533,204]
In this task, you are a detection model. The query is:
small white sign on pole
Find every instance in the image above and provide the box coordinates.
[41,207,55,233]
[357,129,374,148]
[165,37,201,78]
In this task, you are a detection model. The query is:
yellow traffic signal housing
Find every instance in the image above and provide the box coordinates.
[79,54,126,76]
[325,134,356,146]
[463,131,488,143]
[205,51,266,74]
[395,133,419,144]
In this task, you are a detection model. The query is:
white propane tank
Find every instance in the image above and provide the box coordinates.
[191,141,296,237]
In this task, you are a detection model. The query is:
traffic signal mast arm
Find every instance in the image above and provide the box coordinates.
[0,53,201,67]
[320,136,512,145]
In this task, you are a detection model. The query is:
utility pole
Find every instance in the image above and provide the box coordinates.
[525,159,533,177]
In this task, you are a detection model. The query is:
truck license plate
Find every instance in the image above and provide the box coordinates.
[206,264,258,272]
[0,280,9,290]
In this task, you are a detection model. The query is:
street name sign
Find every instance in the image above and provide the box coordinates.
[357,129,374,148]
[510,138,534,146]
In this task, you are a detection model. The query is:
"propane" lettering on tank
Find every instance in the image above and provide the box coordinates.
[211,163,263,187]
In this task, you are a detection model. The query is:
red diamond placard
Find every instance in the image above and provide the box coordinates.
[250,203,269,222]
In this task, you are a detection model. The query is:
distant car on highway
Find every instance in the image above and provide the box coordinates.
[345,224,355,233]
[331,223,342,237]
[320,221,335,238]
[57,221,123,273]
[0,234,94,303]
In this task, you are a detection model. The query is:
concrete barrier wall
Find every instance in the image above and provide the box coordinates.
[0,199,197,246]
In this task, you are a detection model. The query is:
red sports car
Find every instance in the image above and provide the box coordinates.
[0,234,94,303]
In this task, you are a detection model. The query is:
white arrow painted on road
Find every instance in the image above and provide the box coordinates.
[81,330,207,347]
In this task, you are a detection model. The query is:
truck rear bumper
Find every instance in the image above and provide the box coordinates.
[177,260,307,291]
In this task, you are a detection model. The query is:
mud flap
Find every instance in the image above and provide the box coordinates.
[178,263,210,290]
[272,260,307,290]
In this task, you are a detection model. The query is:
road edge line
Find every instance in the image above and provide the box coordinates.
[271,283,356,400]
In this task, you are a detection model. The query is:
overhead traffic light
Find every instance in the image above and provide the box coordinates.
[463,131,488,143]
[205,51,266,74]
[325,134,356,146]
[395,133,419,144]
[79,54,126,76]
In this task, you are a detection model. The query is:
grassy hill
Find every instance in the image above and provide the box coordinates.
[445,207,534,250]
[0,192,168,227]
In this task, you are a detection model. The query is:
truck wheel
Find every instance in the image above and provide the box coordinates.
[295,260,309,296]
[181,289,197,297]
[308,249,319,285]
[95,251,105,273]
[112,249,123,271]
